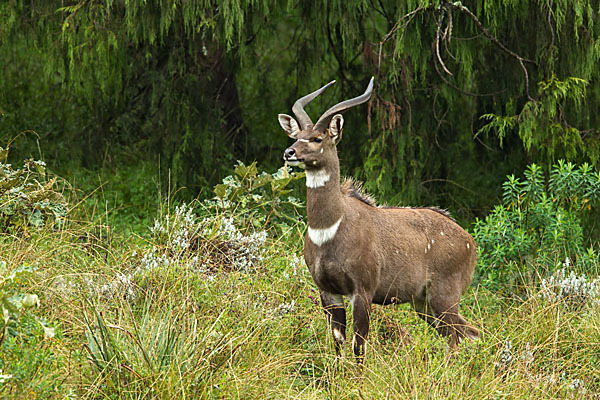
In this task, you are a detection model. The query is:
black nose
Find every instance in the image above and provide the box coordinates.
[284,148,296,159]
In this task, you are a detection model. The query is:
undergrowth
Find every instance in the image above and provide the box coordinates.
[0,160,598,399]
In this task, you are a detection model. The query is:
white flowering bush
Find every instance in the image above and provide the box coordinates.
[495,339,535,372]
[540,261,600,309]
[86,273,136,302]
[136,202,269,277]
[282,253,306,282]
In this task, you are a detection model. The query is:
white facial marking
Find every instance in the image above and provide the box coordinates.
[320,148,324,154]
[286,160,306,168]
[312,161,317,165]
[297,138,309,143]
[308,216,342,246]
[305,169,331,188]
[333,328,345,343]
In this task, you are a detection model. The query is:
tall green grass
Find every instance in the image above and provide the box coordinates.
[0,170,598,399]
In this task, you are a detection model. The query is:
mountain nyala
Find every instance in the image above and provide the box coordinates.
[279,77,480,361]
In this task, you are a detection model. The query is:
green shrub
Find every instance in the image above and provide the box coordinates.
[472,161,600,291]
[0,146,67,233]
[209,161,305,237]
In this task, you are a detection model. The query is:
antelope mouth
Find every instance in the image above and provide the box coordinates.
[283,156,306,168]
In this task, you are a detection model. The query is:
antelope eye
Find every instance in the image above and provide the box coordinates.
[313,138,323,143]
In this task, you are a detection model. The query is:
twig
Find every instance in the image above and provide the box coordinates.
[443,11,458,61]
[435,11,453,76]
[546,0,556,50]
[431,43,504,97]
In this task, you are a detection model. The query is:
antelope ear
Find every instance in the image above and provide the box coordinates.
[278,114,301,138]
[328,114,344,144]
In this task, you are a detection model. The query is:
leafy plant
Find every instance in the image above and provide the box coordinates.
[479,76,595,163]
[83,301,205,396]
[473,161,600,291]
[209,161,305,236]
[0,261,62,397]
[1,263,42,345]
[0,146,67,233]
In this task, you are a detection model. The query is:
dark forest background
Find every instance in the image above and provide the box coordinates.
[2,3,600,396]
[1,0,599,224]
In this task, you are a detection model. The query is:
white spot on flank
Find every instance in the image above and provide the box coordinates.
[441,231,444,236]
[431,239,435,244]
[333,328,345,343]
[308,216,342,246]
[305,169,331,188]
[467,243,470,249]
[428,243,431,250]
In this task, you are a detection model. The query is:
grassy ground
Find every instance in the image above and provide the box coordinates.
[0,179,599,399]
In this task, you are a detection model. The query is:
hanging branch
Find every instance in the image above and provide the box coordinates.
[378,6,427,72]
[379,4,507,97]
[435,11,453,76]
[431,41,500,97]
[444,1,536,101]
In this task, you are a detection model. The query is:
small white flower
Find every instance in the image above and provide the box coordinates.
[520,341,534,365]
[0,370,13,384]
[568,378,584,391]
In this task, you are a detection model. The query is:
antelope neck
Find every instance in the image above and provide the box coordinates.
[306,166,344,230]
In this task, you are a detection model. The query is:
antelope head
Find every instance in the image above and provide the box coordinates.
[280,78,374,171]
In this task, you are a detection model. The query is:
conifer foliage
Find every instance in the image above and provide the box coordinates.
[1,1,599,214]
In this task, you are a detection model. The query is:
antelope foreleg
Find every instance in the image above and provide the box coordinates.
[320,291,346,356]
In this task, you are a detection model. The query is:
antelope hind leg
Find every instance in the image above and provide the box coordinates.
[351,291,373,363]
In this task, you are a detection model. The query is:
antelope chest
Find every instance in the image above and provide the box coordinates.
[304,223,369,296]
[306,248,355,296]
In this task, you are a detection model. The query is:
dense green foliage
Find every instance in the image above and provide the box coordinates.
[473,161,600,291]
[1,1,599,221]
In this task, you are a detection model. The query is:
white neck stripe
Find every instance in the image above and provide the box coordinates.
[306,169,331,188]
[308,216,343,246]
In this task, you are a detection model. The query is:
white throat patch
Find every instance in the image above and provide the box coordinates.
[308,216,343,246]
[305,169,331,188]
